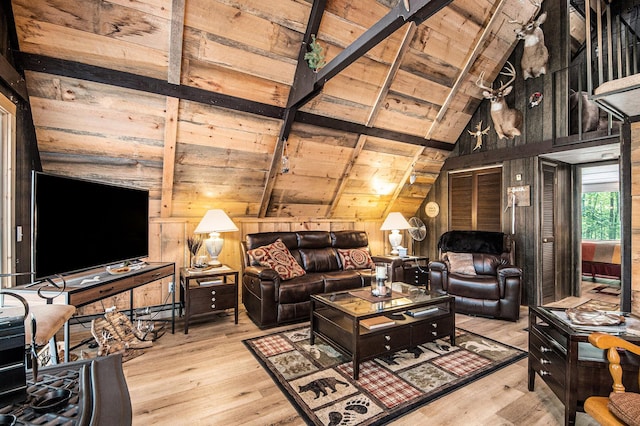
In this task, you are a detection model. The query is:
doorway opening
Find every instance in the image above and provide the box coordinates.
[579,162,621,308]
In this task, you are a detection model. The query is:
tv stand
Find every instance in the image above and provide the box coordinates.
[11,262,175,362]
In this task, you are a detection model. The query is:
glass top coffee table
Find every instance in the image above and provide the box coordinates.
[310,283,455,379]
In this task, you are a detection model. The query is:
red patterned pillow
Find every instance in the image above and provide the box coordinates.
[247,239,306,280]
[338,248,374,270]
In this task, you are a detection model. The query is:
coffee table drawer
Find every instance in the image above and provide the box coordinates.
[410,315,454,344]
[359,329,410,358]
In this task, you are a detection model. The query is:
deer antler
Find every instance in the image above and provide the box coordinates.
[475,71,493,92]
[496,61,517,91]
[509,0,542,25]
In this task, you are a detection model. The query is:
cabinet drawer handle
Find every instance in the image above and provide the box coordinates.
[541,359,551,365]
[211,297,216,302]
[431,331,437,336]
[540,346,552,353]
[431,323,437,328]
[99,287,115,294]
[384,335,391,341]
[211,304,216,309]
[384,345,391,351]
[539,370,550,377]
[211,290,216,295]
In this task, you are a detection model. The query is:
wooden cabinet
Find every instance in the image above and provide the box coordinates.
[179,267,238,334]
[528,306,640,426]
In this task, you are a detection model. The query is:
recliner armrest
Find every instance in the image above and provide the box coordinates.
[244,265,280,280]
[428,260,448,292]
[428,260,447,272]
[497,265,521,278]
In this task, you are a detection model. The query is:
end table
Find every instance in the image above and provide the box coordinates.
[179,266,239,334]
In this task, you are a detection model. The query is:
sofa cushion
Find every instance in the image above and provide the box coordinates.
[448,274,500,299]
[299,247,340,272]
[446,252,477,275]
[247,238,306,281]
[277,274,324,304]
[331,230,369,248]
[609,392,640,426]
[323,270,363,293]
[337,248,374,270]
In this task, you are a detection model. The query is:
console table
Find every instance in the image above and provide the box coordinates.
[528,306,640,425]
[10,262,175,362]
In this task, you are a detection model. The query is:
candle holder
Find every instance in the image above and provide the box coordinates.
[371,263,391,297]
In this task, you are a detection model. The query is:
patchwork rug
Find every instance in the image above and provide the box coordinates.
[244,326,526,425]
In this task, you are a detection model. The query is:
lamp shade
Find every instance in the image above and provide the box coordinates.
[194,209,238,234]
[380,212,411,231]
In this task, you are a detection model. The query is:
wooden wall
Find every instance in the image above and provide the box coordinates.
[76,217,389,315]
[412,0,579,307]
[631,121,640,313]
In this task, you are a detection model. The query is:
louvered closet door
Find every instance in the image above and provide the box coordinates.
[541,163,557,304]
[449,167,501,231]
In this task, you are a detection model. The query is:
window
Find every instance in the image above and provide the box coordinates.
[581,163,620,240]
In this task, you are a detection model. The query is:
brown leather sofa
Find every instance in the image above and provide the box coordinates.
[242,230,386,328]
[428,231,522,321]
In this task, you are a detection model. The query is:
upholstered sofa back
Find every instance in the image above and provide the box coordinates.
[243,230,370,273]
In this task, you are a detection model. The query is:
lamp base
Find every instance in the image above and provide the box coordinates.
[208,259,222,267]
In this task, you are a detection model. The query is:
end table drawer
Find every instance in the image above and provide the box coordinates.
[189,284,235,313]
[359,329,410,358]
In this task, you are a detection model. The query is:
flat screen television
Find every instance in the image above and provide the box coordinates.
[32,172,149,279]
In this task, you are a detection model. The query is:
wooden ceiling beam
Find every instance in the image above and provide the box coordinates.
[367,23,417,127]
[161,97,179,218]
[327,135,368,218]
[424,0,509,139]
[160,0,186,218]
[289,0,453,109]
[382,146,425,218]
[168,0,186,85]
[259,0,327,218]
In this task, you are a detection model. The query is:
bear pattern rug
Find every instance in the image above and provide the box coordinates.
[244,326,526,426]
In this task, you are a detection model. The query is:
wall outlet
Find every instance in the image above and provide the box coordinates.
[168,281,174,293]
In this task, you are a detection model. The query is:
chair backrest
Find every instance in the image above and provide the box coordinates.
[438,230,515,264]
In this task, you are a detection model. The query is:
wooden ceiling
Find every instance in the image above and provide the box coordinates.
[11,0,539,220]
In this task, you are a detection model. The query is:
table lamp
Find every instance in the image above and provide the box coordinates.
[380,212,411,255]
[194,209,238,267]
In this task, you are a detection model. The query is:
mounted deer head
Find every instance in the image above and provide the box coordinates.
[476,61,523,140]
[511,0,549,79]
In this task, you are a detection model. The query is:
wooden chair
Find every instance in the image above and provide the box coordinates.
[584,332,640,426]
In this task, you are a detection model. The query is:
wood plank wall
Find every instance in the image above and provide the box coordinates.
[76,218,388,315]
[631,121,640,313]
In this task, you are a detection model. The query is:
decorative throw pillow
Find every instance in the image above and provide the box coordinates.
[609,392,640,426]
[247,238,306,280]
[446,252,477,276]
[338,248,375,270]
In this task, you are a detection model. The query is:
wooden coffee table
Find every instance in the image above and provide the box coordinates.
[310,284,455,379]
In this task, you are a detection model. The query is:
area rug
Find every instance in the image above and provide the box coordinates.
[244,326,526,426]
[589,284,622,296]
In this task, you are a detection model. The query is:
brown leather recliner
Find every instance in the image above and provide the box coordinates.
[428,231,522,321]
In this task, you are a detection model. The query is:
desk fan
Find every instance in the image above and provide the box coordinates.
[407,217,426,254]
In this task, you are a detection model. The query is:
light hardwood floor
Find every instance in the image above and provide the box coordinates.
[67,298,611,426]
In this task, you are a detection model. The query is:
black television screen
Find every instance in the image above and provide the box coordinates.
[33,172,149,279]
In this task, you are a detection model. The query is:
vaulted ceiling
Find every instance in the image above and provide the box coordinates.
[11,0,540,220]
